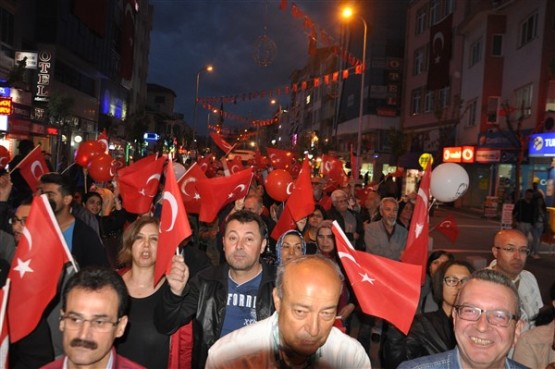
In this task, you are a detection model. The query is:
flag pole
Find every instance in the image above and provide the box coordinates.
[61,162,76,175]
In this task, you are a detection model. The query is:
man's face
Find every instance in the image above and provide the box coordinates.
[365,192,380,210]
[243,198,262,215]
[280,234,303,263]
[453,279,522,369]
[12,204,31,243]
[40,183,72,215]
[332,192,349,212]
[60,286,127,368]
[273,259,341,360]
[380,200,398,226]
[223,220,266,272]
[84,196,102,216]
[492,231,528,280]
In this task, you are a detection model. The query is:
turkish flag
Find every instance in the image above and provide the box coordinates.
[177,163,206,214]
[97,129,109,154]
[14,146,49,192]
[427,14,452,90]
[271,206,296,240]
[435,214,459,243]
[401,162,432,284]
[287,157,314,221]
[0,279,9,367]
[197,168,253,223]
[267,148,294,170]
[332,221,420,334]
[155,161,193,285]
[209,132,235,154]
[228,156,244,175]
[8,195,76,342]
[196,156,211,173]
[117,155,165,214]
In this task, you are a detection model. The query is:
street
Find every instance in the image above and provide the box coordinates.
[430,205,555,304]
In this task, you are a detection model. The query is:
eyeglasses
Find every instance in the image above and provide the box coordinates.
[8,216,26,226]
[494,246,530,256]
[443,276,468,287]
[60,314,121,332]
[454,305,519,327]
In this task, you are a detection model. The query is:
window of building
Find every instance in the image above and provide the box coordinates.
[519,12,538,47]
[411,89,422,115]
[424,90,435,112]
[416,7,427,35]
[492,34,503,56]
[413,47,426,75]
[0,7,14,57]
[430,0,440,25]
[439,86,450,107]
[469,38,482,67]
[514,83,533,117]
[445,0,454,15]
[466,99,478,127]
[154,96,165,104]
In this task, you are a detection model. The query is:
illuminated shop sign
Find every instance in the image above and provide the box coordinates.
[443,146,475,163]
[529,133,555,157]
[34,49,54,102]
[0,98,12,115]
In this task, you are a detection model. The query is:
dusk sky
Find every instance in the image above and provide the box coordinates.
[147,0,348,136]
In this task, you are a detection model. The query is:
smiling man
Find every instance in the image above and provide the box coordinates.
[41,267,144,369]
[205,255,370,368]
[398,269,527,369]
[155,210,276,369]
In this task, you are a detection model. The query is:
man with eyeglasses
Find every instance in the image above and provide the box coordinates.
[489,229,543,332]
[41,267,145,369]
[398,269,527,369]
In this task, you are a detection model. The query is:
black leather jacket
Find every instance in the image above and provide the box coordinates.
[383,310,455,369]
[154,262,276,369]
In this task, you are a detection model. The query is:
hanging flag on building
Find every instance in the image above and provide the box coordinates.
[427,14,452,90]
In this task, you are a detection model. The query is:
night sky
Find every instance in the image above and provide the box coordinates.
[147,0,345,136]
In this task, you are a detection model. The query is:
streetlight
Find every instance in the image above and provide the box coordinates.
[342,6,367,177]
[192,64,214,146]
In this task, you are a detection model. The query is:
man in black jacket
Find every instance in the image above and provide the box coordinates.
[155,210,276,369]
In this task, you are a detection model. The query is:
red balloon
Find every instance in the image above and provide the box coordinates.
[87,153,115,182]
[75,140,105,167]
[0,145,10,169]
[265,169,293,202]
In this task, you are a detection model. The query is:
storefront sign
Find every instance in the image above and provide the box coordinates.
[0,98,12,115]
[34,49,54,102]
[443,146,475,163]
[47,127,59,135]
[15,51,38,69]
[529,132,555,157]
[475,149,501,163]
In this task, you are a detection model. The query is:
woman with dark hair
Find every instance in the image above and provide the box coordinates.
[419,250,454,313]
[82,190,127,268]
[383,260,474,369]
[303,204,328,254]
[315,220,356,332]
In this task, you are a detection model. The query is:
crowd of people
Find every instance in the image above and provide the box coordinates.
[0,142,553,369]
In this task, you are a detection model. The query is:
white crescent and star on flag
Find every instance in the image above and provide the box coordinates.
[161,192,179,232]
[13,228,34,278]
[228,184,246,199]
[432,31,445,63]
[337,252,375,285]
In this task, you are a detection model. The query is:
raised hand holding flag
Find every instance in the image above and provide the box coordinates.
[156,160,192,285]
[332,221,421,334]
[9,146,49,192]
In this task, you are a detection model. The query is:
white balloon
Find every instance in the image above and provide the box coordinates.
[430,163,469,202]
[173,162,186,180]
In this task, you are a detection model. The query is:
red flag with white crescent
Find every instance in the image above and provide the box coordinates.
[156,161,192,285]
[0,279,10,367]
[401,162,432,284]
[177,163,206,214]
[435,214,459,243]
[117,155,165,214]
[332,221,420,334]
[7,195,76,342]
[197,168,253,223]
[209,132,235,154]
[13,146,49,192]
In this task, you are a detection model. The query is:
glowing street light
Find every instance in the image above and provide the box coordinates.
[342,6,368,177]
[192,64,214,145]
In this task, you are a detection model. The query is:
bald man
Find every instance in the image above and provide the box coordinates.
[488,229,543,331]
[205,255,371,368]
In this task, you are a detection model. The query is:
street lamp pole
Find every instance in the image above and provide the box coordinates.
[357,17,368,166]
[192,65,213,147]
